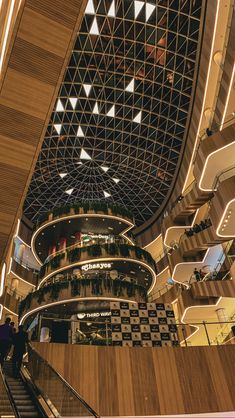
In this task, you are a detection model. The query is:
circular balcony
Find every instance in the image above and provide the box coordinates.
[19,276,147,323]
[38,243,157,292]
[31,202,135,264]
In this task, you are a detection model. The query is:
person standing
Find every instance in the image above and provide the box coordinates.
[12,325,29,376]
[0,317,13,367]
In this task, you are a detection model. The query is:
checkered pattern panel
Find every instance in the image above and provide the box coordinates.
[110,301,178,347]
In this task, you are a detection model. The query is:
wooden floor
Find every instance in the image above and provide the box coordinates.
[33,342,235,416]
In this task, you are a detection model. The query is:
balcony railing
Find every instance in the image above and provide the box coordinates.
[39,243,156,282]
[19,276,148,318]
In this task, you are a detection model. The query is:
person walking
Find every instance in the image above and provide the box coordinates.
[193,268,201,282]
[0,317,13,367]
[12,325,29,376]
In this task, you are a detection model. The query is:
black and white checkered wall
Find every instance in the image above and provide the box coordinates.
[110,301,178,347]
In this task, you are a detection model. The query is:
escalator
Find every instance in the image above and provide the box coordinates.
[3,360,47,417]
[1,344,100,418]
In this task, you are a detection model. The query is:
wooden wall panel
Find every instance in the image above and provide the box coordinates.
[0,0,86,264]
[33,342,235,416]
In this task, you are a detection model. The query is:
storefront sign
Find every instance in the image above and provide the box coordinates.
[77,311,111,319]
[81,262,112,271]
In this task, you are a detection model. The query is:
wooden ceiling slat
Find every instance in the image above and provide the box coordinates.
[0,0,86,264]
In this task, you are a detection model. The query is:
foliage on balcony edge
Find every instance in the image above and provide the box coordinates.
[19,277,147,317]
[40,243,156,278]
[37,201,134,227]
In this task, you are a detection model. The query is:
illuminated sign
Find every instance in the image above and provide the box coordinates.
[77,312,111,319]
[81,262,112,271]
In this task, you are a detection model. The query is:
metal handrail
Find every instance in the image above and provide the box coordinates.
[45,236,128,264]
[212,164,235,190]
[28,345,100,418]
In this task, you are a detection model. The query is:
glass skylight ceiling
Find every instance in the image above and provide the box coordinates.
[24,0,203,226]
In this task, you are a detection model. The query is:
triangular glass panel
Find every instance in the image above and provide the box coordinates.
[125,78,134,92]
[90,17,99,35]
[59,173,68,179]
[107,105,115,117]
[80,148,92,160]
[83,83,92,96]
[101,166,109,172]
[69,98,77,109]
[93,102,99,114]
[107,0,115,17]
[54,124,62,134]
[134,1,144,19]
[133,111,142,123]
[77,126,85,137]
[65,188,74,195]
[56,99,64,112]
[85,0,95,14]
[104,191,111,198]
[146,3,155,21]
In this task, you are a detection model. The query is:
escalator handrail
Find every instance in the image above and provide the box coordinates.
[28,344,100,418]
[0,366,20,418]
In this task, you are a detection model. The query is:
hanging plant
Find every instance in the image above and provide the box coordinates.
[67,247,81,263]
[71,279,81,296]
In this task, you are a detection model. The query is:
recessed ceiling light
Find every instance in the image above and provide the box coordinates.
[107,0,115,17]
[108,227,113,230]
[54,124,62,134]
[93,102,99,114]
[77,126,84,137]
[134,1,144,18]
[56,99,64,112]
[80,148,92,160]
[65,188,74,195]
[85,0,95,14]
[90,17,99,35]
[125,78,134,92]
[83,84,92,97]
[107,105,115,117]
[146,3,155,21]
[112,178,120,184]
[104,191,111,198]
[101,166,109,172]
[59,173,68,179]
[69,98,77,109]
[133,110,142,123]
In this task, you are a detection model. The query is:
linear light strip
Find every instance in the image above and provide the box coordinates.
[198,141,235,191]
[171,247,211,287]
[37,256,157,295]
[182,0,221,193]
[19,296,137,324]
[31,213,134,265]
[220,62,235,130]
[163,209,199,248]
[0,0,15,73]
[180,296,222,345]
[216,198,235,237]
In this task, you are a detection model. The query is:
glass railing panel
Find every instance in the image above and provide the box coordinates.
[27,346,99,418]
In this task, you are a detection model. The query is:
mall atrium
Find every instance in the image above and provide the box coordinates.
[0,0,235,417]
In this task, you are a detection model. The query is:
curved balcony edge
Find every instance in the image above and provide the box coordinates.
[19,277,145,322]
[32,211,135,265]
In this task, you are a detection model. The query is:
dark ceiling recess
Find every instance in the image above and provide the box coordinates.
[24,0,203,226]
